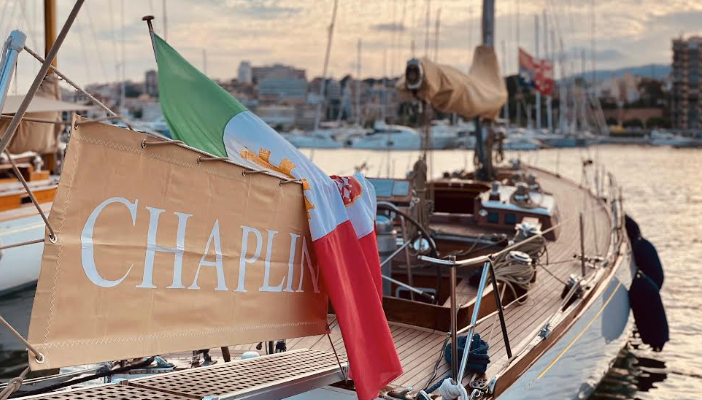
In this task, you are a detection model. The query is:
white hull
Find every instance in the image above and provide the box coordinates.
[350,138,421,150]
[650,138,689,147]
[503,141,540,151]
[0,213,45,294]
[498,251,636,399]
[284,136,343,149]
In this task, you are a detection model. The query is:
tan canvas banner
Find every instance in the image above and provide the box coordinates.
[27,119,328,370]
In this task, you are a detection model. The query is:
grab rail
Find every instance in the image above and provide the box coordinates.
[418,254,513,384]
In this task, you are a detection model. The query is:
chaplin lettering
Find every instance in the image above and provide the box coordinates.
[80,196,321,293]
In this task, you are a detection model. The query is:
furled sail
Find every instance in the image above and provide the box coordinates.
[395,45,508,121]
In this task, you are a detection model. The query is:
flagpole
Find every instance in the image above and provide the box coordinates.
[142,15,157,62]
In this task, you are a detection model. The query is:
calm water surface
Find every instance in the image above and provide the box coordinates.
[1,145,700,399]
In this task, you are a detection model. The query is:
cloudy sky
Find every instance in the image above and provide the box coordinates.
[3,0,702,92]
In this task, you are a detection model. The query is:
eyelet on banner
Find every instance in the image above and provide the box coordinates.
[279,179,302,187]
[242,169,266,177]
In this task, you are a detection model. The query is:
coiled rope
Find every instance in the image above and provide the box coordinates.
[492,253,535,305]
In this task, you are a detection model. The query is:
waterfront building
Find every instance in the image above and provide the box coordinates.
[672,36,702,130]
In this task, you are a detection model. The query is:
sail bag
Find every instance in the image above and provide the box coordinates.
[395,46,508,121]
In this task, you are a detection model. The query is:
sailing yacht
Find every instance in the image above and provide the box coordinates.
[0,1,668,400]
[0,91,91,294]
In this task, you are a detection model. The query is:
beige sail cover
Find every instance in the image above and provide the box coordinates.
[28,118,328,370]
[0,75,63,155]
[396,46,507,120]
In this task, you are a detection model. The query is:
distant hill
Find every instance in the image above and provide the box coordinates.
[571,64,671,81]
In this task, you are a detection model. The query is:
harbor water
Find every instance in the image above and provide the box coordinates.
[1,145,700,399]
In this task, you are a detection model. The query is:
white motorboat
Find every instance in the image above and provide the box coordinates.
[429,120,459,149]
[283,129,343,149]
[650,130,692,146]
[349,122,421,150]
[502,128,542,151]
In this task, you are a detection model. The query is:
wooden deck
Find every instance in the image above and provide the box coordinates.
[157,168,613,396]
[280,168,613,393]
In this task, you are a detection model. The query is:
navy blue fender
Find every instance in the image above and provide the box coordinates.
[632,238,664,289]
[629,271,669,351]
[625,214,641,242]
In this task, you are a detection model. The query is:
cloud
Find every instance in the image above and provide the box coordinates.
[649,10,702,37]
[9,0,699,92]
[568,47,627,63]
[371,23,407,33]
[218,0,302,19]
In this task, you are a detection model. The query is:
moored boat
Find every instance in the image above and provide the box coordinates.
[0,2,668,400]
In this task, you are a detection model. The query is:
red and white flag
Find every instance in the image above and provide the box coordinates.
[154,35,402,400]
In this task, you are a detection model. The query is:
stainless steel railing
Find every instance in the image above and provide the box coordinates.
[417,253,512,385]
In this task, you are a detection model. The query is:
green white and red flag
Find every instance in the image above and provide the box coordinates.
[153,35,402,400]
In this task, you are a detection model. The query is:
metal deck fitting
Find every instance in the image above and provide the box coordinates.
[23,349,348,400]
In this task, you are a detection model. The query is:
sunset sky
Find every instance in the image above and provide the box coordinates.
[3,0,702,92]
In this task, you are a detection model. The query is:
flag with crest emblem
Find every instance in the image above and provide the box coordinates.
[153,35,402,400]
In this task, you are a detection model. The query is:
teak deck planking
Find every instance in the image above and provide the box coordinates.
[283,168,612,394]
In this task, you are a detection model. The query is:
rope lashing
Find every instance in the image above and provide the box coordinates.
[444,333,490,375]
[422,333,489,397]
[0,366,29,400]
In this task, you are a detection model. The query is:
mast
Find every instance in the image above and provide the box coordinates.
[312,0,339,133]
[162,0,168,41]
[474,0,495,181]
[534,14,540,130]
[120,0,126,114]
[515,0,521,127]
[502,40,509,123]
[202,50,207,75]
[356,39,362,125]
[44,0,57,71]
[424,0,430,58]
[433,8,441,62]
[580,49,587,129]
[544,9,552,134]
[558,36,568,133]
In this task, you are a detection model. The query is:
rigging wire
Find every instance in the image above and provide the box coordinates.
[0,0,14,39]
[107,0,119,76]
[74,17,93,85]
[84,1,111,83]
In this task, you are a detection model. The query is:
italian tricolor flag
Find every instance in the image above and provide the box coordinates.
[154,35,402,400]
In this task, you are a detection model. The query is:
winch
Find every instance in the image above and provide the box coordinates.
[376,215,397,296]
